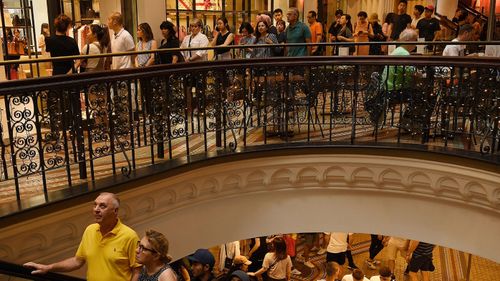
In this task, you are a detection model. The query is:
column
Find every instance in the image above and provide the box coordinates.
[437,0,459,19]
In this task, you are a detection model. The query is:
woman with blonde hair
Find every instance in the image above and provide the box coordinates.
[136,229,178,281]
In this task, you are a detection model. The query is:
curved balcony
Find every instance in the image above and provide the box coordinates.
[0,53,498,209]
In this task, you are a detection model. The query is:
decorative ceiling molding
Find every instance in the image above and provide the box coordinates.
[1,154,499,270]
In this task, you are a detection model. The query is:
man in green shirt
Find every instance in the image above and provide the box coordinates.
[381,28,418,92]
[285,7,311,57]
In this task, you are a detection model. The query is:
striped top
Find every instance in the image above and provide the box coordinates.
[413,242,435,258]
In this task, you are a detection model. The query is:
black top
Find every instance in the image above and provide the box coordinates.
[45,35,79,75]
[391,13,412,40]
[269,25,278,36]
[274,32,287,56]
[158,38,184,64]
[369,22,385,55]
[416,18,441,41]
[328,22,342,38]
[215,31,232,55]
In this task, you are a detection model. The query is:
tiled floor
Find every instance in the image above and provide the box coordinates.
[211,234,500,281]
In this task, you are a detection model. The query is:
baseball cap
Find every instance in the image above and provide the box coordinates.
[188,249,215,268]
[231,270,250,281]
[425,5,434,11]
[233,255,252,266]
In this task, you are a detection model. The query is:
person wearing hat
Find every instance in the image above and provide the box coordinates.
[416,5,441,47]
[136,229,177,281]
[367,13,385,55]
[189,249,217,281]
[230,270,251,281]
[219,255,251,281]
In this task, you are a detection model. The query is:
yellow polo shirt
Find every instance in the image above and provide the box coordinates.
[76,219,140,281]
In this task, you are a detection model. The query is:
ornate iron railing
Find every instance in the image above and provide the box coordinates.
[0,56,498,214]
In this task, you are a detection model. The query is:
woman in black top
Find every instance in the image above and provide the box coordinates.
[157,21,183,64]
[45,14,79,75]
[368,13,385,55]
[210,17,234,60]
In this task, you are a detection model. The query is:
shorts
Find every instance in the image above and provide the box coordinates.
[409,255,435,272]
[303,233,315,245]
[387,240,408,260]
[326,251,346,265]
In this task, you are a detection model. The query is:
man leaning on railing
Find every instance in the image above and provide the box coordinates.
[24,193,141,281]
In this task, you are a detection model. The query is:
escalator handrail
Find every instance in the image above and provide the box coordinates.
[0,259,85,281]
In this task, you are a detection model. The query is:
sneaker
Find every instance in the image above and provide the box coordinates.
[291,269,302,275]
[347,264,358,271]
[304,261,315,268]
[373,259,382,265]
[317,248,327,255]
[365,260,376,270]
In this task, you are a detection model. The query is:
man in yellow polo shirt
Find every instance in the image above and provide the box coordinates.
[24,192,141,281]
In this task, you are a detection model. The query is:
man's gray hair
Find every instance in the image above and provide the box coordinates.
[399,28,418,42]
[99,192,120,209]
[288,7,299,18]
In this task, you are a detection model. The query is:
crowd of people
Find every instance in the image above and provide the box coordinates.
[23,192,436,281]
[38,0,499,78]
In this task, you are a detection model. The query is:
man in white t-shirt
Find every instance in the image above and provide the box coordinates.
[442,24,473,56]
[325,232,354,277]
[341,268,369,281]
[369,266,392,281]
[108,12,135,69]
[383,236,409,277]
[181,18,209,62]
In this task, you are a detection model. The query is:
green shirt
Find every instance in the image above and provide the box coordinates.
[381,47,415,91]
[286,21,311,57]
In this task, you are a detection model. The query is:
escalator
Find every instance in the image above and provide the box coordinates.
[0,260,84,281]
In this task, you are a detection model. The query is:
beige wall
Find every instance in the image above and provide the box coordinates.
[99,0,121,24]
[137,0,167,45]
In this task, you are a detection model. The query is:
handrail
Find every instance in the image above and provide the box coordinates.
[0,259,85,281]
[459,0,489,22]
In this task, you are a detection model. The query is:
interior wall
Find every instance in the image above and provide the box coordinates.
[33,0,49,51]
[99,0,121,25]
[137,0,166,46]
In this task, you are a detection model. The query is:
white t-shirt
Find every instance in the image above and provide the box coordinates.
[181,32,209,61]
[388,236,408,248]
[342,274,370,281]
[262,252,292,280]
[81,42,101,69]
[485,45,500,57]
[326,232,349,253]
[111,28,135,69]
[369,276,389,281]
[442,38,465,56]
